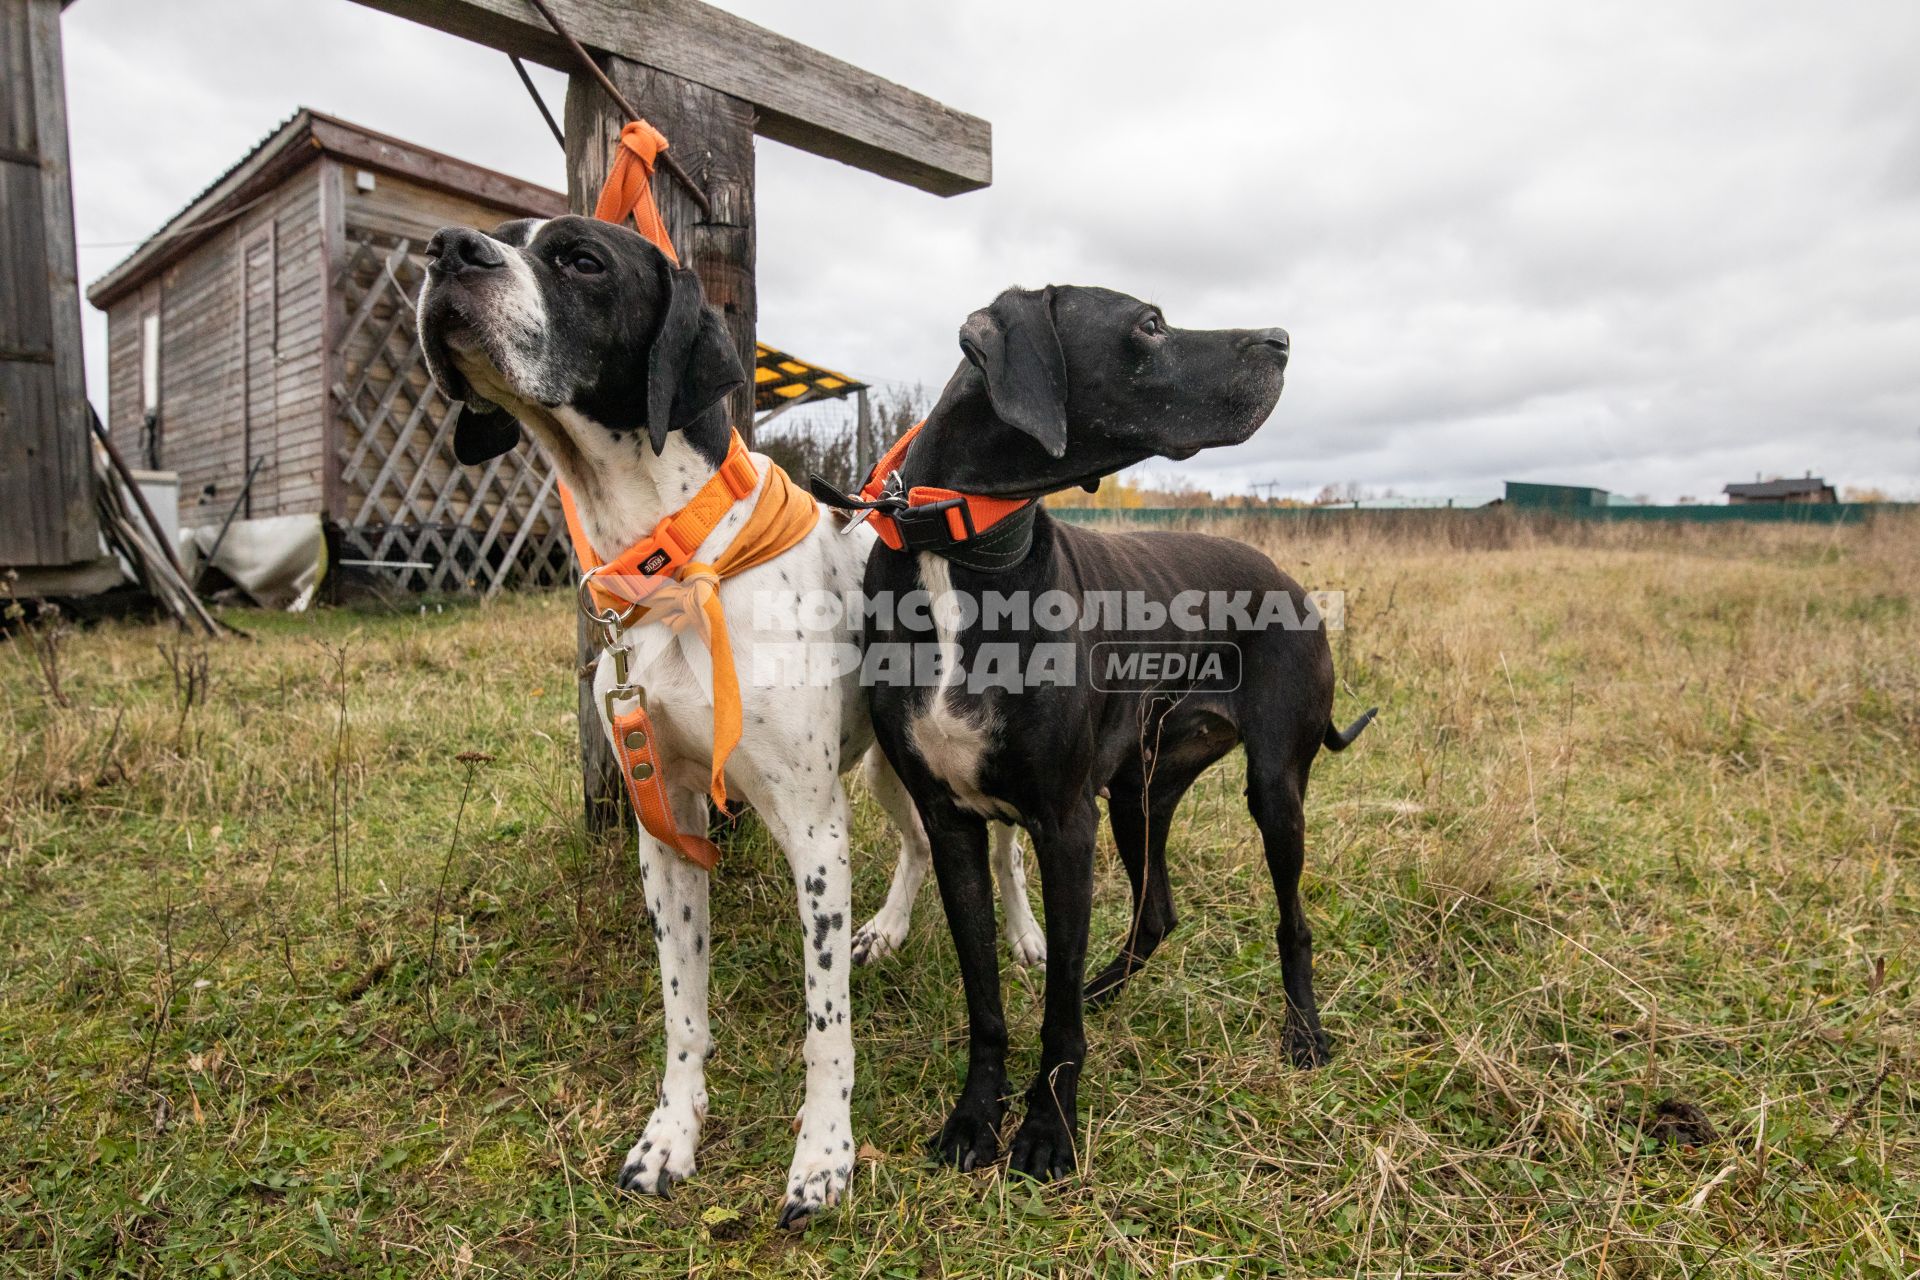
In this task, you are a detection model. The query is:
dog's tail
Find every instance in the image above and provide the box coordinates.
[1323,707,1378,752]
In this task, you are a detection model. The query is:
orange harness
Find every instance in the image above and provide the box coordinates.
[814,422,1038,572]
[567,121,818,870]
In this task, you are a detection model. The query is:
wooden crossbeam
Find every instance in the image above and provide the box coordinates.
[344,0,990,196]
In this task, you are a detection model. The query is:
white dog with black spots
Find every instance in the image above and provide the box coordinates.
[417,213,1042,1227]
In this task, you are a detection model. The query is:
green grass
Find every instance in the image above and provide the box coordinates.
[3,517,1917,1277]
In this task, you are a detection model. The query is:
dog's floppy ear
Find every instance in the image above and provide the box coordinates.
[958,286,1069,458]
[646,266,746,454]
[451,399,522,465]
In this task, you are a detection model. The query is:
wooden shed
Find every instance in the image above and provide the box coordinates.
[87,109,576,593]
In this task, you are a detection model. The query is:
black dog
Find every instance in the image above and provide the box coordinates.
[857,286,1374,1181]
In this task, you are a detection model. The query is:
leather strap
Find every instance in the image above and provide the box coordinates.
[606,698,720,871]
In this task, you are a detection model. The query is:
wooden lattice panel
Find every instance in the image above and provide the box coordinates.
[329,233,571,593]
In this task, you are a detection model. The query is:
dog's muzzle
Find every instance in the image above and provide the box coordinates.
[425,227,507,280]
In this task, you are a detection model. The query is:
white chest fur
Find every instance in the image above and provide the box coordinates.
[907,554,1015,819]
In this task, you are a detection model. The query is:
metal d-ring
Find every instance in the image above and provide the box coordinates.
[577,569,642,644]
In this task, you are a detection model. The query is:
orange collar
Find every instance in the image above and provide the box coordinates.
[561,430,762,619]
[845,422,1038,571]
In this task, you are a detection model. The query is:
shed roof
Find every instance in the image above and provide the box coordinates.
[1724,477,1831,498]
[754,342,866,412]
[87,109,566,308]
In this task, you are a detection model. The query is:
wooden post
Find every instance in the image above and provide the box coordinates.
[564,55,757,831]
[855,386,873,481]
[0,0,99,569]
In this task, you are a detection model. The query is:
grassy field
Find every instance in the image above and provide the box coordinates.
[3,513,1916,1277]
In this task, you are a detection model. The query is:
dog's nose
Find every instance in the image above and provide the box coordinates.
[1249,328,1290,359]
[426,227,505,278]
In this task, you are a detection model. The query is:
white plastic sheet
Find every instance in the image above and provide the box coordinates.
[176,514,326,611]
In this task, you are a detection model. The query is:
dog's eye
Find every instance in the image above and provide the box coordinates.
[564,252,606,275]
[1139,313,1164,336]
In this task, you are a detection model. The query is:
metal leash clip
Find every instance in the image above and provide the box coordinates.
[600,640,645,732]
[577,567,643,648]
[579,568,648,726]
[813,468,906,536]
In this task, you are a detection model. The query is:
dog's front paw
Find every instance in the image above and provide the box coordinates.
[1007,1106,1076,1182]
[1006,921,1047,969]
[616,1104,701,1196]
[930,1099,1003,1173]
[851,913,907,966]
[1284,1017,1332,1070]
[777,1148,852,1231]
[777,1104,854,1230]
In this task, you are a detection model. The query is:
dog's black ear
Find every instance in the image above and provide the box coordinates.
[958,286,1069,458]
[451,400,522,464]
[646,266,746,454]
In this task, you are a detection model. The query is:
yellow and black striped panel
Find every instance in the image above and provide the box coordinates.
[754,343,868,412]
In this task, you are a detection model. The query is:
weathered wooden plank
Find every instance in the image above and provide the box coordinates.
[0,162,53,354]
[347,0,990,197]
[240,227,277,516]
[343,164,563,246]
[0,0,98,567]
[319,164,351,521]
[103,295,138,455]
[313,117,567,220]
[0,4,34,156]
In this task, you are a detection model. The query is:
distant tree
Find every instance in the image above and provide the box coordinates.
[757,384,930,494]
[1312,481,1367,506]
[1843,486,1890,503]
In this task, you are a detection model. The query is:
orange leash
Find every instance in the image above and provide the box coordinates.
[569,119,817,867]
[592,121,678,263]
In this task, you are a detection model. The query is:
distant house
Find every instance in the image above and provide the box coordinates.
[1724,476,1837,505]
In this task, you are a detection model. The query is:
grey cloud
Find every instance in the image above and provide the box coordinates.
[60,0,1920,502]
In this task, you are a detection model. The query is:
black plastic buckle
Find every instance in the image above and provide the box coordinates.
[894,495,974,550]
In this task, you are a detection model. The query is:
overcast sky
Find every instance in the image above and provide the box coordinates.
[61,1,1920,501]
